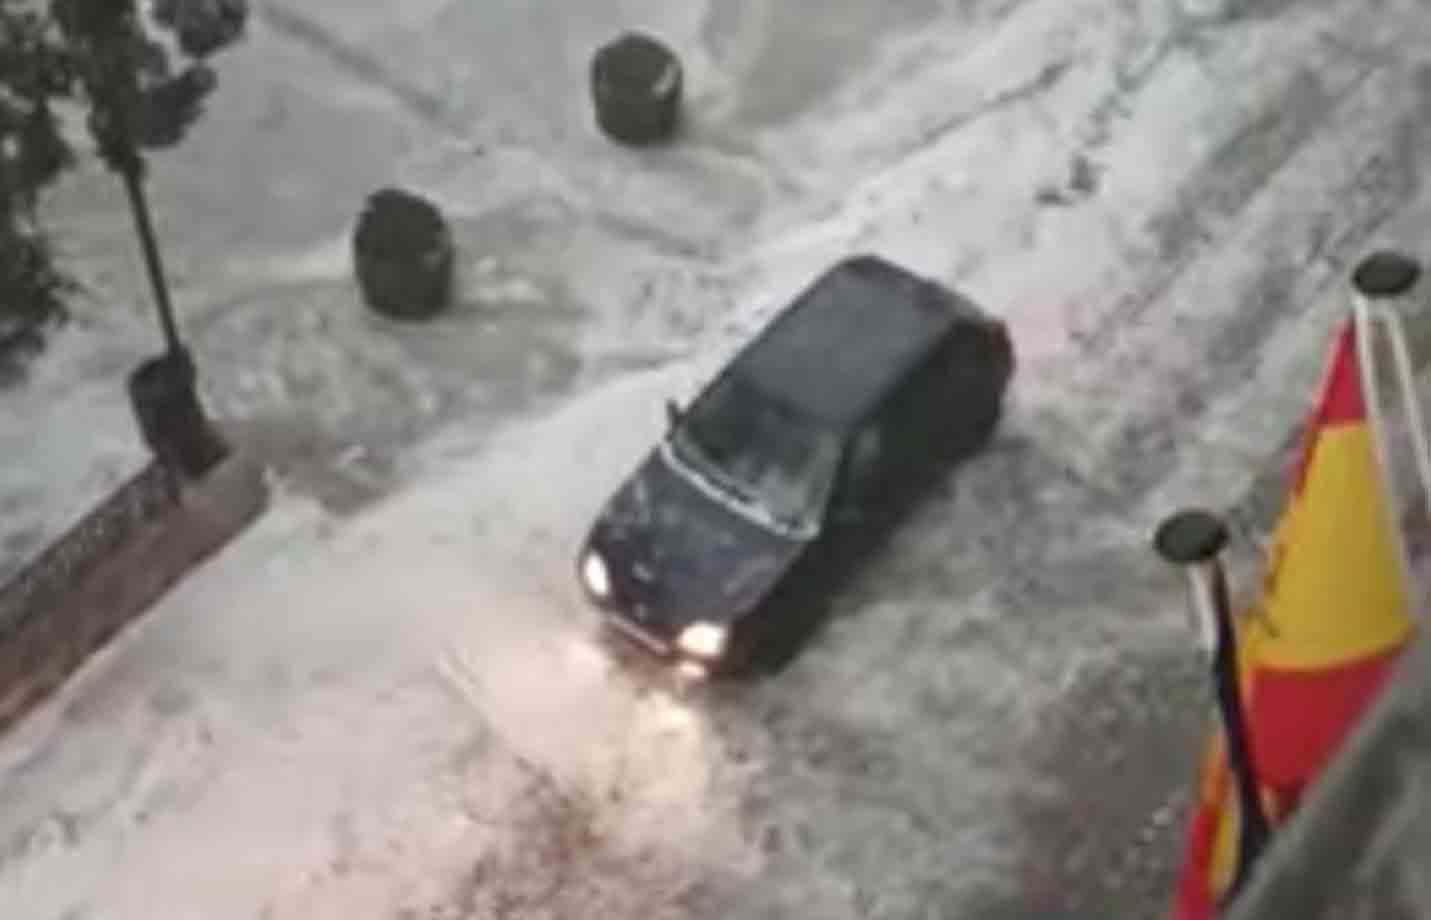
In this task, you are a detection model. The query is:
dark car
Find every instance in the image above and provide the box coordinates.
[577,255,1015,678]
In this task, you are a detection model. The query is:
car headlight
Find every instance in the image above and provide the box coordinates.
[582,551,611,599]
[677,621,729,660]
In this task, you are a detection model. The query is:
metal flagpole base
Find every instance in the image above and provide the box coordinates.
[1352,251,1421,300]
[1154,509,1230,656]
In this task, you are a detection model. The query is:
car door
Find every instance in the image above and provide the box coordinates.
[926,322,1010,461]
[830,421,886,528]
[827,410,917,565]
[866,350,954,518]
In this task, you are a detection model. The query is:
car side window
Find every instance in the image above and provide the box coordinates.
[847,423,884,486]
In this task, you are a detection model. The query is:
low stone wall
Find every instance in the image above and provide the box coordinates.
[0,452,267,735]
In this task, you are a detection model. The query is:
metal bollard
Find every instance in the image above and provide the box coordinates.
[1154,508,1270,903]
[1153,508,1229,658]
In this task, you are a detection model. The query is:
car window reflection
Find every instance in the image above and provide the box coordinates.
[667,374,843,536]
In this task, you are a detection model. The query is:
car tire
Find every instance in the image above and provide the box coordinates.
[590,32,683,146]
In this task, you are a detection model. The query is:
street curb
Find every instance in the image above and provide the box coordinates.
[0,451,269,737]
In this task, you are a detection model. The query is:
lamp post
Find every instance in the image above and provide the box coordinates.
[51,0,236,479]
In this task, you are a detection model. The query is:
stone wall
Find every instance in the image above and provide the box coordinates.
[0,453,267,735]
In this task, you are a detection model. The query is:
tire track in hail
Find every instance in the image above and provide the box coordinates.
[1065,61,1431,513]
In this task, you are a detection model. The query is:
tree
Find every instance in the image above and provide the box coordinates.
[53,0,246,358]
[0,0,247,374]
[0,2,76,376]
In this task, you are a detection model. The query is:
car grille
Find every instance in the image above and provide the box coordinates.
[604,611,672,656]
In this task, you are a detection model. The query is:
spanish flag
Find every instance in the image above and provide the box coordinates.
[1171,318,1417,918]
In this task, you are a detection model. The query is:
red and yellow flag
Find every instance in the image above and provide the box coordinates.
[1171,319,1417,919]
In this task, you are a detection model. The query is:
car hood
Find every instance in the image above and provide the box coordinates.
[588,447,806,625]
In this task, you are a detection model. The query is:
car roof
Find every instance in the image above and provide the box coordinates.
[732,255,977,428]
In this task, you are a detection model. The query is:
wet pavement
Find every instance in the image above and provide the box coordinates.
[4,0,1431,916]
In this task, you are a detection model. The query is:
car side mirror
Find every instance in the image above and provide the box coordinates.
[665,398,684,428]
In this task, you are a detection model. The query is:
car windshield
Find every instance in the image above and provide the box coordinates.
[668,374,844,535]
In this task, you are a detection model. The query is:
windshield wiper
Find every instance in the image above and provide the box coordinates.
[663,443,807,534]
[772,512,816,538]
[673,437,754,500]
[711,474,759,507]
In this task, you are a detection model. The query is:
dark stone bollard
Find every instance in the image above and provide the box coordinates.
[352,188,456,322]
[128,347,228,479]
[152,0,251,58]
[590,32,683,146]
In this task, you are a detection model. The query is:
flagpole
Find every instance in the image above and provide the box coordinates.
[1350,250,1425,618]
[1155,508,1271,898]
[1381,310,1431,525]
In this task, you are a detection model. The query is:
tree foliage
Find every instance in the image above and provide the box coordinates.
[0,2,76,370]
[0,0,246,375]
